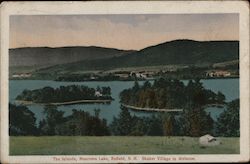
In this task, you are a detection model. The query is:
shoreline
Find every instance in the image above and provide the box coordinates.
[9,76,239,81]
[121,103,183,112]
[121,103,225,113]
[15,99,113,106]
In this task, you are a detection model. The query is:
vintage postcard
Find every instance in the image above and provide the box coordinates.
[0,1,249,163]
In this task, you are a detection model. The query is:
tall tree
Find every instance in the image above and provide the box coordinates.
[130,119,145,136]
[39,105,65,135]
[162,114,174,136]
[216,99,239,137]
[9,103,38,136]
[101,87,111,96]
[146,115,163,136]
[180,105,214,137]
[110,106,133,135]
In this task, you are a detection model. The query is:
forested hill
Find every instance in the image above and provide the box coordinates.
[125,40,239,66]
[39,40,239,72]
[9,46,134,67]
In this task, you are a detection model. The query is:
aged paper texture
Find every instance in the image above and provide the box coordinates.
[1,1,249,163]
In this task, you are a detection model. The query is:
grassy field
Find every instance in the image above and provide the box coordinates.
[10,136,239,155]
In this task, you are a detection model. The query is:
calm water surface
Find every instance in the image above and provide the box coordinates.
[9,79,239,124]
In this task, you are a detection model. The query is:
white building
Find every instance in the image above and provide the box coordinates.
[206,70,231,77]
[95,91,103,97]
[130,71,147,79]
[12,73,32,78]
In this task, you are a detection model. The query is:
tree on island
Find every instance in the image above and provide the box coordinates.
[16,85,113,103]
[101,87,111,96]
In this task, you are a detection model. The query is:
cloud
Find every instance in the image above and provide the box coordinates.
[10,14,239,50]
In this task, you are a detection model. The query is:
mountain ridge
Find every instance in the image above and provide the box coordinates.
[34,39,239,74]
[10,39,239,74]
[9,46,135,67]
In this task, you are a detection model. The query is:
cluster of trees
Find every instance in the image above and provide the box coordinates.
[9,104,110,136]
[110,99,239,137]
[16,85,112,103]
[39,105,110,136]
[216,99,240,137]
[120,78,225,109]
[110,106,213,137]
[110,106,173,136]
[9,104,39,135]
[9,98,239,137]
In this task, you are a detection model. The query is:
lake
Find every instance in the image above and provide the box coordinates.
[9,78,239,125]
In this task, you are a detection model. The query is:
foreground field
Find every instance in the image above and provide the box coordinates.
[10,136,239,155]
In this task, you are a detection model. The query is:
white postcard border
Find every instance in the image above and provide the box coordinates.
[1,1,249,163]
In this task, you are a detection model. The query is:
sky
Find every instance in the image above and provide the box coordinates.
[10,14,239,50]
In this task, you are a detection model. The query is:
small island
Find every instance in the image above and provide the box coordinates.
[120,78,226,111]
[16,85,113,105]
